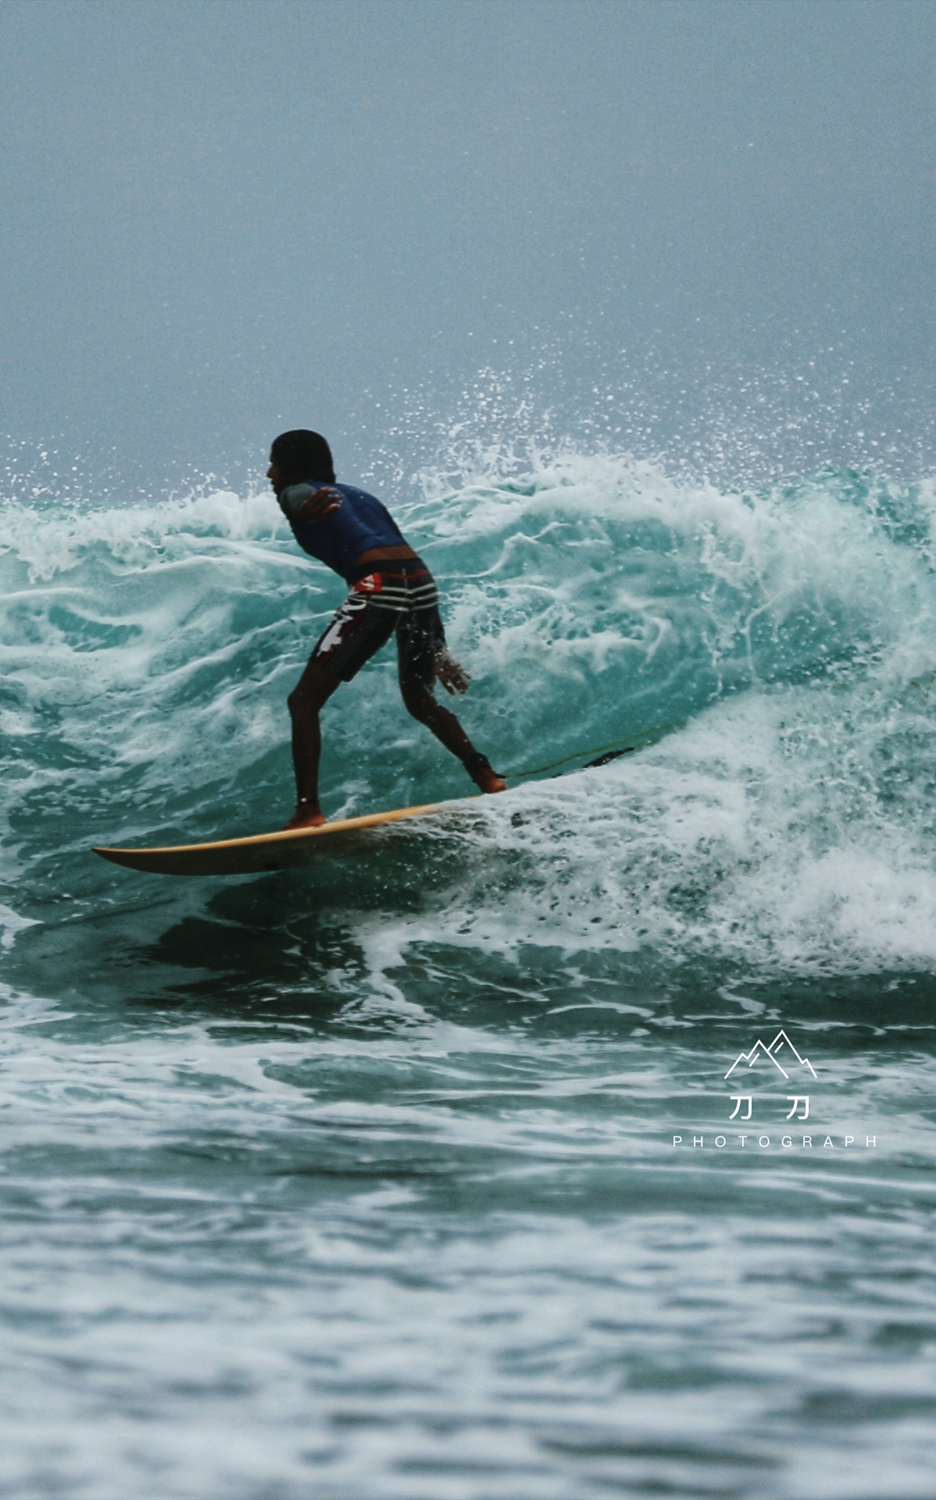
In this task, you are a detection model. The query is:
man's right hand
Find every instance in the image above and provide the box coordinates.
[295,486,342,523]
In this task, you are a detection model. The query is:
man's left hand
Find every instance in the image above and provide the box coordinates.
[435,651,470,695]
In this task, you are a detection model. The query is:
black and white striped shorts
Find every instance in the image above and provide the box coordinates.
[310,557,447,686]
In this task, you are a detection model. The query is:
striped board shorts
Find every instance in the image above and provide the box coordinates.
[310,557,447,686]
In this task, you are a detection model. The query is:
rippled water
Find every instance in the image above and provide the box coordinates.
[2,456,936,1497]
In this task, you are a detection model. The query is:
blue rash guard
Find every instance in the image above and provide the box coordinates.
[279,481,406,583]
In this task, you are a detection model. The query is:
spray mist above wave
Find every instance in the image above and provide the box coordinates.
[3,450,936,973]
[346,338,936,497]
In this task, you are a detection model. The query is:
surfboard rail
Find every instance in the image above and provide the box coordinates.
[93,799,465,876]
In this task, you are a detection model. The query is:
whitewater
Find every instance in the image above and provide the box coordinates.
[1,452,936,1498]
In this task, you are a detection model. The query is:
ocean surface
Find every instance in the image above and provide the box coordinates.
[2,454,936,1499]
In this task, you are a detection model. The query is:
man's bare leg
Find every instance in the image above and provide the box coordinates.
[399,676,506,793]
[285,660,504,831]
[284,660,341,828]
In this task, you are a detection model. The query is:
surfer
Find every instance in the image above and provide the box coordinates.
[268,429,506,829]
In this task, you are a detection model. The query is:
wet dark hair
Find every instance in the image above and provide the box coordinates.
[270,429,336,483]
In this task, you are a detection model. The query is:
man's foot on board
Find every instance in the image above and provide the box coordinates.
[463,752,506,795]
[282,801,327,830]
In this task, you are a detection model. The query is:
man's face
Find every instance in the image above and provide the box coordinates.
[267,456,285,495]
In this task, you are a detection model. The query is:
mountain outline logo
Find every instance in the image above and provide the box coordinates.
[724,1028,818,1082]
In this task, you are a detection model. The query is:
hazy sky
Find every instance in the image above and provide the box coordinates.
[2,0,934,491]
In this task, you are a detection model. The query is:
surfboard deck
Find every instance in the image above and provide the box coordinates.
[93,798,476,877]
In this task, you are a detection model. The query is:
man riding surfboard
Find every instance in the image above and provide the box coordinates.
[268,429,506,829]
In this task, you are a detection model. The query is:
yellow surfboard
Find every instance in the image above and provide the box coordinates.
[93,798,476,877]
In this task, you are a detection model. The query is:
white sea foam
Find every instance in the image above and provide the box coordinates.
[3,455,936,973]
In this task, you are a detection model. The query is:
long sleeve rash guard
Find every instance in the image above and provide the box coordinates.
[279,482,407,583]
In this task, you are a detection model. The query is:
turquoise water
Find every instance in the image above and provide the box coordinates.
[2,456,936,1498]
